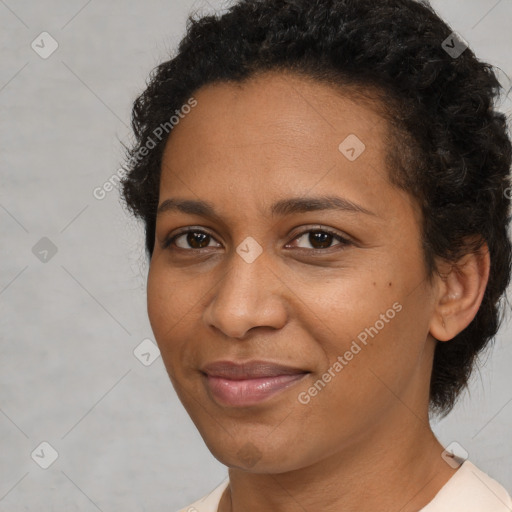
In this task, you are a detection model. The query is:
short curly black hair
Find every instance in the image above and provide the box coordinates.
[120,0,512,417]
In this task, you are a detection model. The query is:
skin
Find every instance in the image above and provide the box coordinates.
[146,71,490,512]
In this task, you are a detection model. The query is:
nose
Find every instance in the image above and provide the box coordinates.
[202,248,288,339]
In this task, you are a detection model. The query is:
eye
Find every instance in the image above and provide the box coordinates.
[162,226,351,252]
[162,228,221,250]
[287,227,351,251]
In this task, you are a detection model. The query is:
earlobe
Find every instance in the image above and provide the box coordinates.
[429,242,490,343]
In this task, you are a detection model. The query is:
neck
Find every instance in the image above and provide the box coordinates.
[219,408,458,512]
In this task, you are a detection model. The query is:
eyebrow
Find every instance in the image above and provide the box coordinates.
[156,195,377,219]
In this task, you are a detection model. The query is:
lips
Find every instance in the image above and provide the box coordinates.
[201,360,308,379]
[201,360,310,407]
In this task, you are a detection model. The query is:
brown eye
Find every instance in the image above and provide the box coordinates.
[182,231,210,249]
[290,228,351,251]
[163,229,221,250]
[162,227,351,253]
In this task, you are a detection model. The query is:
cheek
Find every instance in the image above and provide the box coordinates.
[146,263,211,378]
[319,292,431,426]
[147,262,196,338]
[146,266,168,339]
[146,264,188,371]
[305,270,427,398]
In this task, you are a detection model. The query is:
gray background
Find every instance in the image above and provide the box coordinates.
[0,0,511,510]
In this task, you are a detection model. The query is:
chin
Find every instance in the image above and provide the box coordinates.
[202,434,309,474]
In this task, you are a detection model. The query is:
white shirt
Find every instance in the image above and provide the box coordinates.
[176,460,512,512]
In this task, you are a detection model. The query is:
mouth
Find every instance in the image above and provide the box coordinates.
[200,360,311,407]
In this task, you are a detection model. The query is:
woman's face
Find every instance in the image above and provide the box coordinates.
[147,71,439,472]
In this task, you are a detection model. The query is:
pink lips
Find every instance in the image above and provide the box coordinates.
[201,360,309,407]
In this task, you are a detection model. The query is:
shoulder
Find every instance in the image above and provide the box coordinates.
[173,464,512,512]
[420,460,512,512]
[175,478,229,512]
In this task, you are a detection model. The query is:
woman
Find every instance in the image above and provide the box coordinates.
[120,0,512,510]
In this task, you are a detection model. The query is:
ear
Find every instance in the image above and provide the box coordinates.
[429,240,490,342]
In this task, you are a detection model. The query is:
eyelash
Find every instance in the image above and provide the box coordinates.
[162,226,352,253]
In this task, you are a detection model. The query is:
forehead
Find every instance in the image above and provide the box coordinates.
[164,70,387,157]
[158,71,416,223]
